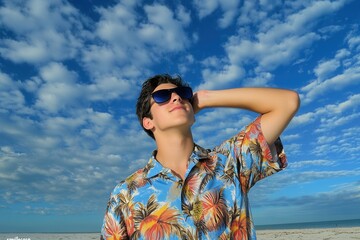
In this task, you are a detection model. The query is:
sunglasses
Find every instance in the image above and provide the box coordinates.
[151,86,193,104]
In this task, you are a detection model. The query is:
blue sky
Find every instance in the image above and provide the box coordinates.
[0,0,359,233]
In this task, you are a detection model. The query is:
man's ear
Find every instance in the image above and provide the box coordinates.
[142,117,154,130]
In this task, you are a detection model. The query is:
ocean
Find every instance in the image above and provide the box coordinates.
[256,218,360,230]
[1,219,359,240]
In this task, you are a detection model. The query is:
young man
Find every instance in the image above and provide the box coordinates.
[101,74,300,239]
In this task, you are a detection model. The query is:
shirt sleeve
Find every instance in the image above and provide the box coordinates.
[216,115,287,193]
[100,189,129,240]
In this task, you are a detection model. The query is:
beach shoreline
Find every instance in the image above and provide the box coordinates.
[257,226,360,240]
[1,227,359,240]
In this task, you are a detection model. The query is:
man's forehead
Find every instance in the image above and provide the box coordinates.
[153,83,177,92]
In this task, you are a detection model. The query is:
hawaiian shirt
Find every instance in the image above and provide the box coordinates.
[101,116,287,240]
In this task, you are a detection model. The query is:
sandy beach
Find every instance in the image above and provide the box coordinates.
[0,233,99,240]
[257,226,360,240]
[1,227,359,239]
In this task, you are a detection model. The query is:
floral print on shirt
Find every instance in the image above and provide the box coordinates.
[101,116,287,240]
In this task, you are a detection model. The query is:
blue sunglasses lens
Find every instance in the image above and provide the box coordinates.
[152,87,193,103]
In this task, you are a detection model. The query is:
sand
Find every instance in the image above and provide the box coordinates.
[257,226,360,240]
[0,233,99,240]
[1,228,359,239]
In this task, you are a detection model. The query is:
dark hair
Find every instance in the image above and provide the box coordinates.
[136,74,190,139]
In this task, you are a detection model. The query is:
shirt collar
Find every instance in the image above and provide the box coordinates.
[145,143,210,179]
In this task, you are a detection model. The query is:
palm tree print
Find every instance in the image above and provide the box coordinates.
[134,194,185,240]
[101,117,288,240]
[230,204,252,240]
[202,188,229,231]
[102,212,127,240]
[125,168,149,193]
[114,191,136,236]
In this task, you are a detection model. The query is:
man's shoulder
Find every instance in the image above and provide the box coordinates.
[110,160,154,196]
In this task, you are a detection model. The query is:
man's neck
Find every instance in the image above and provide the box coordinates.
[154,131,194,180]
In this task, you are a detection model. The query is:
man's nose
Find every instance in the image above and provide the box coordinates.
[171,92,182,102]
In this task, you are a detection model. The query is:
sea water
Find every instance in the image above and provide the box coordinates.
[256,218,360,230]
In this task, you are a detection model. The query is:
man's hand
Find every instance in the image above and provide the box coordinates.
[191,90,208,114]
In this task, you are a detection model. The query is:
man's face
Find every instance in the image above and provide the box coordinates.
[143,83,195,136]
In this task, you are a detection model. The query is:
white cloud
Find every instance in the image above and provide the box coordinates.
[82,2,192,82]
[253,178,360,224]
[291,93,360,130]
[282,134,300,141]
[335,48,351,59]
[0,0,84,64]
[1,39,49,64]
[0,72,26,112]
[289,159,336,169]
[196,108,240,125]
[198,0,348,90]
[318,112,360,130]
[193,0,240,28]
[178,54,195,75]
[284,143,302,155]
[86,75,133,101]
[197,54,244,90]
[81,45,119,75]
[242,71,273,86]
[237,0,281,26]
[301,31,360,104]
[290,112,317,127]
[95,3,138,45]
[318,94,360,114]
[35,62,82,113]
[176,4,191,26]
[140,4,190,51]
[193,109,253,147]
[347,34,360,51]
[316,135,337,144]
[303,68,360,104]
[0,99,153,206]
[95,2,190,53]
[217,0,240,28]
[314,59,340,80]
[230,0,338,69]
[318,24,345,39]
[193,0,218,18]
[198,63,244,89]
[342,126,360,138]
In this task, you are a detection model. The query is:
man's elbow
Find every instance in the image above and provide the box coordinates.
[287,90,301,116]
